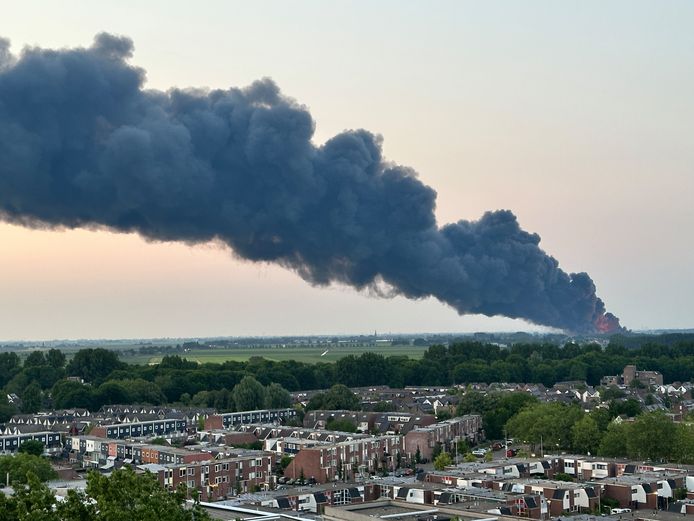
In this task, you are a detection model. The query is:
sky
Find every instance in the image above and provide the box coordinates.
[1,1,693,340]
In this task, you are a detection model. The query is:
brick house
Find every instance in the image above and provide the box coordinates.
[152,453,275,501]
[403,415,482,461]
[284,435,403,483]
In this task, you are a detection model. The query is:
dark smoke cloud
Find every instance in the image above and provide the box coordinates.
[0,34,620,333]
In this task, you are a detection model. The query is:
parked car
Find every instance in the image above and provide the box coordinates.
[611,509,631,514]
[472,448,488,457]
[491,442,503,450]
[506,448,517,457]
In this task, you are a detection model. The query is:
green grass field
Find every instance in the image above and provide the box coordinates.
[128,344,427,365]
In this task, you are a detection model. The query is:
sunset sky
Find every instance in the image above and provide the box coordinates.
[2,1,693,340]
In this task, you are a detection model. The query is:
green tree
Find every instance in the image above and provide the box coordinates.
[626,411,676,461]
[265,383,292,409]
[506,403,582,450]
[94,381,131,407]
[457,391,536,440]
[23,351,47,368]
[0,393,17,423]
[232,376,267,411]
[0,352,21,389]
[436,409,452,421]
[326,418,357,433]
[571,415,601,455]
[0,453,57,484]
[598,422,629,457]
[51,380,93,410]
[67,348,125,384]
[306,384,360,411]
[673,424,694,464]
[20,382,43,413]
[46,349,66,369]
[433,452,453,470]
[18,440,45,457]
[59,467,210,521]
[13,472,61,521]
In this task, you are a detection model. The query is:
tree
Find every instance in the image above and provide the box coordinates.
[436,409,452,421]
[609,398,642,418]
[673,424,694,464]
[626,411,676,461]
[122,379,167,405]
[598,422,629,457]
[325,418,357,433]
[0,467,212,521]
[0,453,57,484]
[24,351,47,368]
[51,380,93,409]
[18,439,45,457]
[13,472,61,521]
[20,382,43,413]
[306,384,360,411]
[232,376,267,411]
[506,403,582,450]
[457,391,536,440]
[0,393,17,423]
[59,467,211,521]
[46,348,67,369]
[433,452,453,470]
[280,455,292,470]
[0,352,21,389]
[67,348,124,384]
[571,415,601,455]
[265,383,291,409]
[94,381,131,407]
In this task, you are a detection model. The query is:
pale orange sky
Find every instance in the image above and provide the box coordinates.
[1,1,693,339]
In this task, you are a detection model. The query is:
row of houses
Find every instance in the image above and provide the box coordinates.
[0,430,62,455]
[145,452,276,501]
[1,407,298,447]
[423,455,694,517]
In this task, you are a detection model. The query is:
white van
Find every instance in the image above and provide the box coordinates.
[610,508,632,514]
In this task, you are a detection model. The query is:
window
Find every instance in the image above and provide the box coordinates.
[188,468,195,476]
[179,468,186,477]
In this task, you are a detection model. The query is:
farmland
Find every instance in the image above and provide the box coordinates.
[126,343,427,365]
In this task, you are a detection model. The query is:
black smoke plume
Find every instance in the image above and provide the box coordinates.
[0,34,621,333]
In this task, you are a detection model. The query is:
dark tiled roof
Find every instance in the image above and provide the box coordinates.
[552,489,566,499]
[397,488,410,498]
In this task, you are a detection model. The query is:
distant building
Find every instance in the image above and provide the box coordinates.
[601,365,663,387]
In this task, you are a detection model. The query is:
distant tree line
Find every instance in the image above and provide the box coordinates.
[3,338,694,415]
